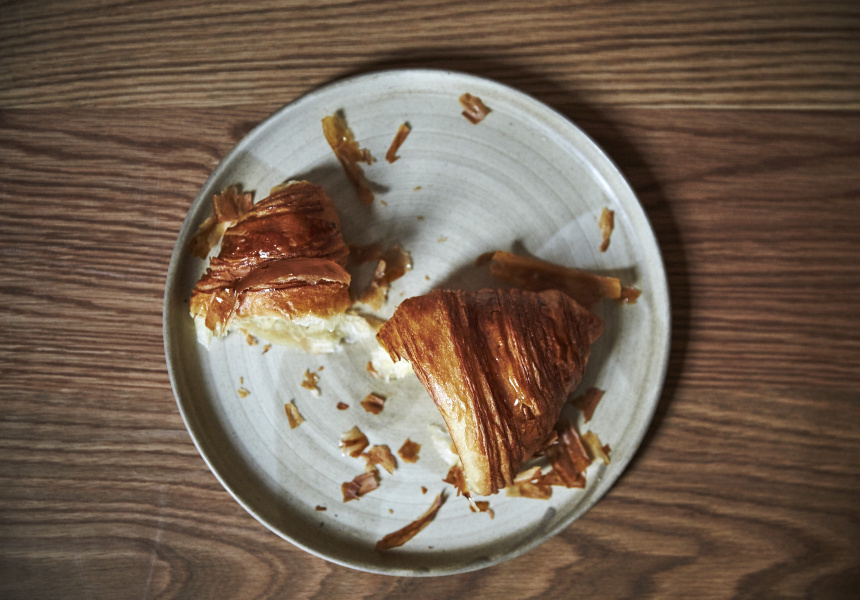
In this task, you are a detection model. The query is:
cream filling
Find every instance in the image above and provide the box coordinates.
[369,346,415,381]
[194,311,378,354]
[429,423,461,467]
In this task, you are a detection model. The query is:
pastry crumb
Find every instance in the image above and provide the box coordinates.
[571,387,604,423]
[340,426,370,458]
[341,470,380,502]
[301,369,320,395]
[398,438,421,463]
[619,286,641,304]
[470,500,494,519]
[284,401,304,429]
[366,361,381,379]
[362,445,397,474]
[361,392,387,415]
[459,93,491,124]
[599,207,614,252]
[385,122,411,163]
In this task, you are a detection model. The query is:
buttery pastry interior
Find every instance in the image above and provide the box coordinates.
[190,180,373,352]
[377,288,604,496]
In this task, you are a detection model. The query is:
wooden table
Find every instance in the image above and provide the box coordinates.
[2,2,859,598]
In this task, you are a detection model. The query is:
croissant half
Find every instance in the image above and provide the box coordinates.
[377,288,603,495]
[190,181,363,352]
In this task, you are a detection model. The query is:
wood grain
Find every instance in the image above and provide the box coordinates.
[1,105,859,598]
[2,0,860,598]
[1,0,859,109]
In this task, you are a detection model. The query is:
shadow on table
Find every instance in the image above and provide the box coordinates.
[338,52,690,473]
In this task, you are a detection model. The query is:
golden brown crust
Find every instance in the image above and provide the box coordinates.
[190,181,351,335]
[377,288,603,495]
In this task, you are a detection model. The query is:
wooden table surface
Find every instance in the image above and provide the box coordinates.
[2,1,859,598]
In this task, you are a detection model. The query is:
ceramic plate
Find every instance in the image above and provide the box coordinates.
[163,69,670,576]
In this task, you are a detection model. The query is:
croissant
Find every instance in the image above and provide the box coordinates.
[190,180,365,352]
[377,288,603,495]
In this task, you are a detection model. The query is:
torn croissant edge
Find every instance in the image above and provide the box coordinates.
[437,412,611,503]
[349,243,413,311]
[504,419,611,500]
[442,464,494,517]
[478,250,640,307]
[572,387,604,423]
[188,186,254,259]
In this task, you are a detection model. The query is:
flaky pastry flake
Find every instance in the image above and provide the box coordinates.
[397,438,421,463]
[459,93,491,124]
[581,431,611,465]
[322,113,375,205]
[599,207,615,252]
[342,470,380,502]
[485,251,621,308]
[360,392,387,415]
[572,387,604,423]
[339,426,370,458]
[545,420,592,488]
[284,401,304,429]
[375,493,446,551]
[385,122,411,163]
[442,464,469,497]
[362,445,397,474]
[188,186,254,259]
[301,369,320,395]
[352,244,413,310]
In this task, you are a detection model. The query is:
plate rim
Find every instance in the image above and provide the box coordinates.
[163,67,671,576]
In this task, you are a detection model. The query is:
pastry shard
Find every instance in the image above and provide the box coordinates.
[190,181,370,352]
[377,288,603,496]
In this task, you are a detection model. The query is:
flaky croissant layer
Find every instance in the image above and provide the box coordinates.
[378,288,603,495]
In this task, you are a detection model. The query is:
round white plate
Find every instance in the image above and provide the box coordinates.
[164,69,670,576]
